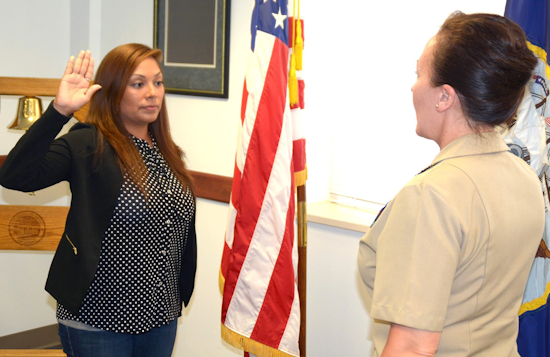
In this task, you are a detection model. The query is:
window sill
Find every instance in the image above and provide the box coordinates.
[306,201,378,233]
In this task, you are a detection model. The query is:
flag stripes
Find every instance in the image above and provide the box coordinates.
[220,1,300,355]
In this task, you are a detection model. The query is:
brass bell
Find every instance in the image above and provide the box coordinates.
[8,96,43,130]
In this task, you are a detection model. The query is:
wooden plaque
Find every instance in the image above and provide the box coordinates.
[0,205,68,251]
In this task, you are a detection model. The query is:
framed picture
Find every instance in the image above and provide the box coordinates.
[154,0,230,98]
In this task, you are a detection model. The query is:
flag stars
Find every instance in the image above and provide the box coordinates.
[272,8,287,29]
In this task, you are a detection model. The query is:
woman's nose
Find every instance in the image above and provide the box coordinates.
[146,83,157,97]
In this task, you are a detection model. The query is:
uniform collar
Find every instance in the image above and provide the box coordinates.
[431,131,510,166]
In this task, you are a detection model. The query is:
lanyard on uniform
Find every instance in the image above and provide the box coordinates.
[370,161,442,228]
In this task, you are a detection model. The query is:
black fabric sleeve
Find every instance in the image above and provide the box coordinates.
[180,210,197,307]
[0,103,73,192]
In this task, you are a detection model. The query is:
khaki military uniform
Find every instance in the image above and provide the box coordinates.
[358,132,545,356]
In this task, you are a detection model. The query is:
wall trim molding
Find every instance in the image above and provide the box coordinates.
[0,155,231,204]
[0,324,61,349]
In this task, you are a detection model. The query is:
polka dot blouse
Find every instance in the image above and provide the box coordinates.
[57,136,195,334]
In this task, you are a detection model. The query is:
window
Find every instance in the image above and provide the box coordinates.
[318,0,507,210]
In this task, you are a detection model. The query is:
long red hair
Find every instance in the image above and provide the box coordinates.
[86,43,193,194]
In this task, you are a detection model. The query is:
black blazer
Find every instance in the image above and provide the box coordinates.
[0,104,197,315]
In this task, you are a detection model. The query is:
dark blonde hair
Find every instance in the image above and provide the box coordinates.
[86,43,193,193]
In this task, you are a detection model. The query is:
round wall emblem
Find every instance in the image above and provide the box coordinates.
[9,211,46,246]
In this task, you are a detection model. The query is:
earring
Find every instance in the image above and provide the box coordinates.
[435,104,439,108]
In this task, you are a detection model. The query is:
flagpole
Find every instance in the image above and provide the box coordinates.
[297,184,307,357]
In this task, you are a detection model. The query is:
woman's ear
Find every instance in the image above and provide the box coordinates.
[436,85,458,112]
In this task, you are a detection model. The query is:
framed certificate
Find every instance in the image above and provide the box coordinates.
[154,0,230,98]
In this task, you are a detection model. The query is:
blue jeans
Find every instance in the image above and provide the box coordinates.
[58,319,178,357]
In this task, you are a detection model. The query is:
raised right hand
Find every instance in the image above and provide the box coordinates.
[53,50,102,117]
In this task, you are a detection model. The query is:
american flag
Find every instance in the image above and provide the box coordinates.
[220,0,301,357]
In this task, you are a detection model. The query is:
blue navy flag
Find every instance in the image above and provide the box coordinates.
[506,0,550,55]
[503,1,550,356]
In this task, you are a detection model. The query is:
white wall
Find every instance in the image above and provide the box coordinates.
[324,0,508,204]
[0,0,74,336]
[0,0,507,356]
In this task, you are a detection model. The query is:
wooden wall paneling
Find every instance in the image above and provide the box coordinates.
[0,350,66,356]
[189,170,232,203]
[0,157,232,204]
[0,77,59,97]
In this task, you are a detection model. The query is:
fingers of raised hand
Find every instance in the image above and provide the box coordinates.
[84,57,95,82]
[80,51,92,76]
[64,56,76,76]
[72,50,86,76]
[63,50,95,83]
